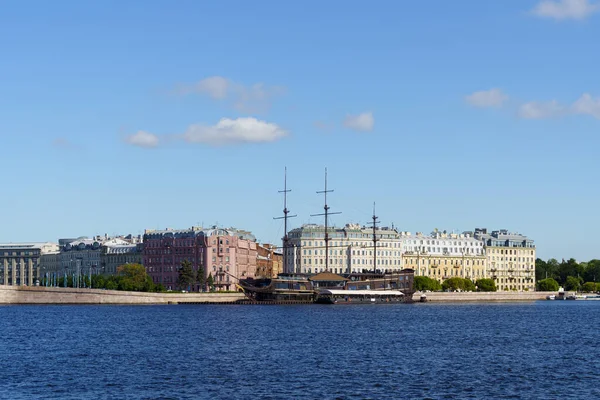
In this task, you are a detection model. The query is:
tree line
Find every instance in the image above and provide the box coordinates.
[40,261,223,293]
[536,258,600,292]
[414,276,497,292]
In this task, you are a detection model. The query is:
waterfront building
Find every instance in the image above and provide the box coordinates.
[285,224,404,275]
[143,226,257,291]
[101,239,143,275]
[0,242,59,286]
[474,228,536,292]
[39,235,143,280]
[256,244,283,278]
[400,230,486,283]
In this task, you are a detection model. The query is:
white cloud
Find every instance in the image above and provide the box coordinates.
[343,112,374,132]
[572,93,600,118]
[465,88,508,108]
[183,117,288,146]
[177,76,285,113]
[517,94,600,119]
[195,76,229,100]
[518,100,566,119]
[531,0,600,20]
[125,131,160,148]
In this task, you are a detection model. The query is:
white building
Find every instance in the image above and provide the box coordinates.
[285,224,404,275]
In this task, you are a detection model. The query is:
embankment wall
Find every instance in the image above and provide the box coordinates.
[0,286,245,305]
[412,291,554,302]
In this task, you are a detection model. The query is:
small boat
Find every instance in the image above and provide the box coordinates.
[584,295,600,300]
[546,295,555,300]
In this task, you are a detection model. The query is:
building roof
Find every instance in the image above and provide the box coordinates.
[309,272,348,281]
[0,242,56,249]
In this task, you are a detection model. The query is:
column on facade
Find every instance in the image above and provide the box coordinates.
[19,258,25,286]
[28,259,34,286]
[3,259,7,285]
[11,259,16,285]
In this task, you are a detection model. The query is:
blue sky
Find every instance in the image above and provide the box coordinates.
[1,0,599,261]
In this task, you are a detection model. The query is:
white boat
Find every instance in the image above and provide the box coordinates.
[546,295,555,300]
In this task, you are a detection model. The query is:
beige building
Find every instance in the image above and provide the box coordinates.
[474,229,535,291]
[1,242,59,286]
[400,230,487,283]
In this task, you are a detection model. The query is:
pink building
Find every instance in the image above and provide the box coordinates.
[143,226,257,291]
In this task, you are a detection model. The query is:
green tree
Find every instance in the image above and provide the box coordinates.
[206,273,214,291]
[463,279,476,292]
[583,259,600,283]
[545,258,559,280]
[178,260,196,291]
[535,258,548,281]
[442,277,465,291]
[565,275,582,291]
[196,265,205,292]
[476,278,497,292]
[582,282,597,293]
[414,276,442,291]
[117,263,149,291]
[537,278,559,292]
[557,259,581,286]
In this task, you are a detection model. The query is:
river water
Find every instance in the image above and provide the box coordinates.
[1,301,598,399]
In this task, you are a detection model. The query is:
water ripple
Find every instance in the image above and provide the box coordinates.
[1,301,599,399]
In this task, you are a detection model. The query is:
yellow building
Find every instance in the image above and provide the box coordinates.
[402,251,487,283]
[475,229,535,292]
[400,231,486,284]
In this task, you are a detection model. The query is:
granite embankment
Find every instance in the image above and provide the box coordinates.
[412,291,553,302]
[0,285,245,305]
[1,286,555,305]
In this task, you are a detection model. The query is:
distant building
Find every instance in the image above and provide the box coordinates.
[143,226,257,291]
[256,244,283,278]
[474,228,536,292]
[101,240,143,275]
[39,234,143,279]
[400,230,486,283]
[1,242,59,286]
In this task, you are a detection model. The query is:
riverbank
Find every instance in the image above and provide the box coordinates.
[1,286,558,305]
[0,285,245,305]
[412,291,553,302]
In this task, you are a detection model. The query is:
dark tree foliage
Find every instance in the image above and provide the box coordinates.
[537,278,559,292]
[178,260,196,291]
[475,278,496,292]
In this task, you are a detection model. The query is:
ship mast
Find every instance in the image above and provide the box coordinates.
[366,202,380,274]
[311,168,341,272]
[273,167,296,274]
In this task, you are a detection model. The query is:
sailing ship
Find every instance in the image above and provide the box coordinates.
[238,168,415,304]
